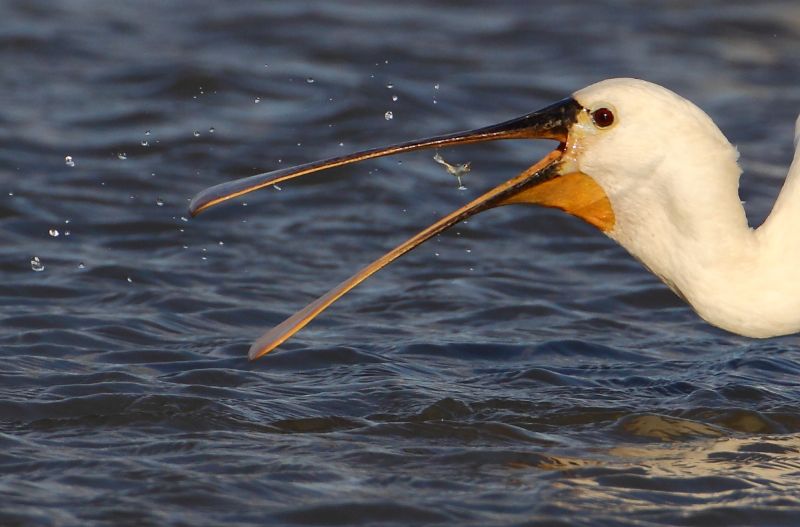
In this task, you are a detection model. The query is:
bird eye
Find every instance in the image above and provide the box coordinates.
[591,107,615,128]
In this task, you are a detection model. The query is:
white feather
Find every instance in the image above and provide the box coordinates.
[570,79,800,338]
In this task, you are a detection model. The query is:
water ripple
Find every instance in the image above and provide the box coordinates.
[2,0,800,525]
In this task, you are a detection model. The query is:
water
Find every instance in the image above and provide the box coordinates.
[3,1,800,525]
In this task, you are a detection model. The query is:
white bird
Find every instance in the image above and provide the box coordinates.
[190,78,800,360]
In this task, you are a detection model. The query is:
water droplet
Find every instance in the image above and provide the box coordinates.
[65,155,75,167]
[466,249,472,253]
[193,130,200,137]
[48,228,59,237]
[386,83,394,89]
[273,184,281,191]
[434,252,440,257]
[78,262,86,269]
[126,277,133,283]
[392,95,398,102]
[118,153,127,160]
[180,216,188,222]
[145,130,151,136]
[30,256,44,272]
[434,83,440,90]
[218,241,224,246]
[8,192,13,197]
[64,230,70,236]
[384,111,394,120]
[306,77,315,84]
[254,97,261,104]
[156,198,164,206]
[141,140,149,147]
[339,142,344,147]
[209,127,215,133]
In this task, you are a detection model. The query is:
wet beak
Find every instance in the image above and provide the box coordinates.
[189,97,612,360]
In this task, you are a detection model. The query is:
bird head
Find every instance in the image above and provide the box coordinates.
[189,78,742,358]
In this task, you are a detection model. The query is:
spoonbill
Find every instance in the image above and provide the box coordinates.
[190,78,800,360]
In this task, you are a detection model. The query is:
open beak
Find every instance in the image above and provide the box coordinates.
[189,97,613,360]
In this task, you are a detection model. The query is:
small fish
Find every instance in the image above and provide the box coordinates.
[433,152,471,190]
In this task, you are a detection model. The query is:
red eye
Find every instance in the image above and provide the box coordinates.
[591,107,615,128]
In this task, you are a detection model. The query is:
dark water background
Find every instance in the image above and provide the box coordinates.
[3,1,800,525]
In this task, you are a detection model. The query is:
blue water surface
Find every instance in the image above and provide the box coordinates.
[2,1,800,525]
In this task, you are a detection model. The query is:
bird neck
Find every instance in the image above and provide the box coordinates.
[607,151,796,337]
[611,145,800,338]
[757,143,800,251]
